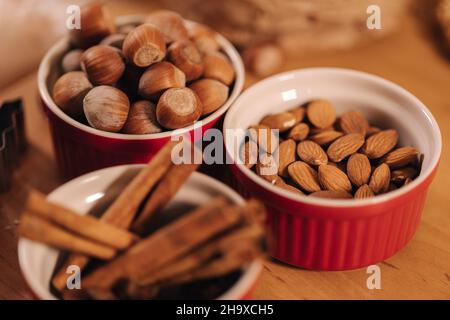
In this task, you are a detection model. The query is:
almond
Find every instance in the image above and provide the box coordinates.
[347,153,371,187]
[248,124,278,154]
[287,161,321,193]
[369,163,390,194]
[260,112,297,132]
[256,153,279,184]
[297,140,328,166]
[382,146,419,169]
[310,130,343,145]
[318,164,352,192]
[240,140,258,169]
[274,177,304,194]
[288,123,309,142]
[289,107,305,123]
[391,167,418,185]
[278,139,296,177]
[354,184,374,199]
[306,100,336,129]
[362,129,398,159]
[327,133,365,162]
[309,190,352,199]
[339,111,369,136]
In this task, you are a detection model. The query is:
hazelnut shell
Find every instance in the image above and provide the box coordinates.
[138,61,186,100]
[122,23,166,67]
[156,87,202,129]
[189,78,228,115]
[83,86,130,132]
[52,71,93,120]
[80,45,125,85]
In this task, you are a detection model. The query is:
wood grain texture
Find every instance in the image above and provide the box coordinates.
[0,4,449,300]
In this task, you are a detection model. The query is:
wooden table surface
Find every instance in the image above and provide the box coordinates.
[1,7,450,300]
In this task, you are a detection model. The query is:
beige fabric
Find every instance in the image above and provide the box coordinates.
[0,0,88,89]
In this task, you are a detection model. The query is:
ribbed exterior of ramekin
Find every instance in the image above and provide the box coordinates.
[229,164,437,270]
[44,102,218,179]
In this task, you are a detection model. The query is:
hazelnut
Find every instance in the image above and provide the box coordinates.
[100,33,127,49]
[156,87,202,129]
[83,86,130,132]
[168,41,203,81]
[122,100,162,134]
[122,24,166,67]
[243,42,283,77]
[69,3,114,49]
[189,24,220,55]
[203,52,235,86]
[138,61,185,100]
[61,49,83,73]
[189,79,228,115]
[80,45,125,85]
[146,10,189,44]
[52,71,93,120]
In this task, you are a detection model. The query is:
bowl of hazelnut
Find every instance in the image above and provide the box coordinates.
[38,3,244,179]
[223,67,442,270]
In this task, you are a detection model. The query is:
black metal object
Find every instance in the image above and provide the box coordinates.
[0,99,26,193]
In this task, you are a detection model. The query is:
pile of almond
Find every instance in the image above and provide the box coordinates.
[52,3,234,134]
[242,100,421,199]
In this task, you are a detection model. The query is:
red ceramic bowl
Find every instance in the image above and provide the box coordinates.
[38,16,244,179]
[223,68,442,270]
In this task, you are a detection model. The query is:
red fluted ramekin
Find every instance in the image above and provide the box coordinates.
[38,16,244,179]
[223,68,442,270]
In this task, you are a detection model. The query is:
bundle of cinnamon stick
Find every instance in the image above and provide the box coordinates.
[19,140,267,299]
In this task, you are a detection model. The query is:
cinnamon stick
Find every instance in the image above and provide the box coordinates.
[131,143,202,234]
[26,190,137,250]
[18,213,116,260]
[166,242,261,286]
[82,196,242,292]
[52,140,177,291]
[136,224,264,286]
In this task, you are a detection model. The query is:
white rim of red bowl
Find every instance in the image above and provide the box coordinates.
[223,67,442,208]
[18,166,262,300]
[37,16,245,140]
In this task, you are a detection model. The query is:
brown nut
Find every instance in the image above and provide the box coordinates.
[189,24,220,55]
[80,45,125,85]
[61,49,83,73]
[146,10,189,44]
[122,100,162,134]
[69,3,114,49]
[242,42,283,77]
[52,71,93,120]
[203,52,235,86]
[122,23,166,67]
[260,112,297,133]
[189,79,228,115]
[156,87,202,129]
[83,86,130,132]
[168,41,204,81]
[100,33,127,49]
[138,61,186,100]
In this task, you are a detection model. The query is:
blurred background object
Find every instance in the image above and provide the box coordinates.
[155,0,410,54]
